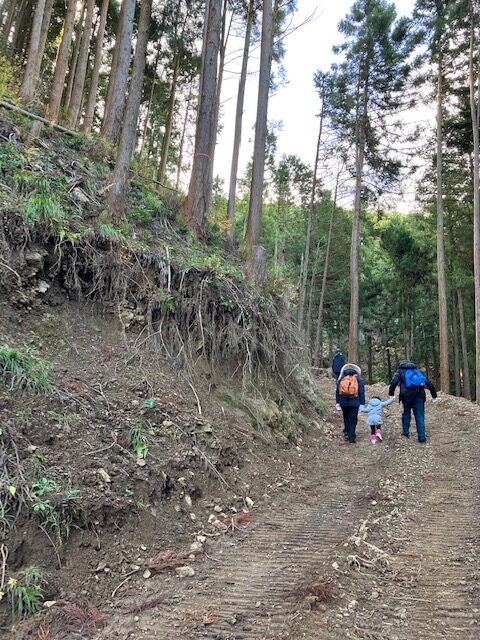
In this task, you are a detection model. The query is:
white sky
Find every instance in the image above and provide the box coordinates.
[214,0,422,209]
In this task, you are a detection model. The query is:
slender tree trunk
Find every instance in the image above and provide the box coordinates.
[457,288,472,400]
[452,293,461,396]
[12,0,32,59]
[436,55,450,393]
[367,334,373,384]
[469,12,480,402]
[313,173,339,367]
[245,0,275,282]
[66,0,94,129]
[183,0,222,239]
[306,239,322,350]
[298,89,325,332]
[1,0,16,43]
[227,0,253,242]
[175,78,194,191]
[348,76,368,363]
[64,2,86,113]
[45,0,77,122]
[31,0,54,90]
[139,45,161,160]
[18,0,46,103]
[157,56,180,184]
[107,0,152,223]
[81,0,109,132]
[101,0,135,144]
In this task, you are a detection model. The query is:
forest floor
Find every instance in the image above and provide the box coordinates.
[1,298,479,639]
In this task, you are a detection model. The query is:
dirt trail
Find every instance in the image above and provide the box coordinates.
[98,379,480,640]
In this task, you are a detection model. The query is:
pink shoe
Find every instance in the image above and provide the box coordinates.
[375,428,383,442]
[370,434,377,444]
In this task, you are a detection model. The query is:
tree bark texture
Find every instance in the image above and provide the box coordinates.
[101,0,135,144]
[82,0,109,132]
[108,0,152,223]
[18,0,46,103]
[31,0,54,91]
[226,0,253,242]
[436,56,450,393]
[183,0,222,239]
[64,2,86,113]
[457,288,472,400]
[157,55,180,183]
[66,0,94,129]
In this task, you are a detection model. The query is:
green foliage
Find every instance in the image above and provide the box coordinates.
[0,347,53,394]
[130,424,149,459]
[142,398,157,410]
[28,477,80,545]
[314,398,326,416]
[0,55,18,101]
[6,567,45,620]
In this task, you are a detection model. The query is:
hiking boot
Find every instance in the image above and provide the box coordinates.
[418,438,427,444]
[375,428,383,442]
[370,434,377,444]
[401,432,409,439]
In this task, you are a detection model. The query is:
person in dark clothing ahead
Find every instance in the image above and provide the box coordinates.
[332,349,346,380]
[389,360,438,443]
[336,363,365,443]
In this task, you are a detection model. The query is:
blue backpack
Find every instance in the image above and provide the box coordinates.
[404,368,426,389]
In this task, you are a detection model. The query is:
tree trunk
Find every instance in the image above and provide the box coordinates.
[226,0,253,242]
[81,0,109,132]
[12,0,32,59]
[1,0,16,43]
[244,0,275,279]
[469,12,480,402]
[348,74,368,363]
[367,334,373,385]
[64,2,86,113]
[31,0,54,92]
[452,293,461,396]
[436,55,450,393]
[45,0,77,122]
[297,86,325,332]
[101,0,135,144]
[66,0,94,129]
[107,0,152,223]
[18,0,46,103]
[175,78,194,191]
[457,288,472,400]
[313,173,339,367]
[183,0,222,239]
[157,55,180,184]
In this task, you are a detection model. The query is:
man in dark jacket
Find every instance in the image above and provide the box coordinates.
[389,360,438,443]
[336,363,366,443]
[332,349,346,380]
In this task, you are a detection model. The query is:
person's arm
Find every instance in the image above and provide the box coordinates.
[382,397,394,407]
[336,381,340,404]
[359,402,369,413]
[388,371,400,396]
[358,376,366,405]
[426,377,437,399]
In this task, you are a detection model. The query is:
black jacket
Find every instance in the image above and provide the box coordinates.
[332,352,346,373]
[389,361,437,401]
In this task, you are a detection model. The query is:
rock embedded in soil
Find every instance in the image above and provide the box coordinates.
[175,565,195,578]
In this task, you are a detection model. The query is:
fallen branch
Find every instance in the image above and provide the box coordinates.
[0,99,79,136]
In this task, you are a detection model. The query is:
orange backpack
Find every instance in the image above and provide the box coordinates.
[339,374,359,398]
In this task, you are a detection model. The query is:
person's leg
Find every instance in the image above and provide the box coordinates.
[348,406,359,442]
[341,406,348,437]
[401,398,412,436]
[412,396,426,442]
[370,424,376,435]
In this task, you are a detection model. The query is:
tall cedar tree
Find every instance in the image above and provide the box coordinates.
[18,0,46,103]
[82,0,110,132]
[330,0,413,362]
[108,0,153,223]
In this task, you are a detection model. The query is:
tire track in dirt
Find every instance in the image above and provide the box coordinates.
[99,384,480,640]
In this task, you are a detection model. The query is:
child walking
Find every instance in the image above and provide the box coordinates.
[360,396,393,444]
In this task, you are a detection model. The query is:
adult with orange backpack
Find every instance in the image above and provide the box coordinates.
[335,363,365,443]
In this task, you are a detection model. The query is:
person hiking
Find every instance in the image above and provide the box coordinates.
[389,360,438,443]
[360,395,394,444]
[332,349,346,380]
[335,363,365,443]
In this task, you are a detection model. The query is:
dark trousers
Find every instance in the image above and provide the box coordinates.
[341,406,359,442]
[402,395,426,441]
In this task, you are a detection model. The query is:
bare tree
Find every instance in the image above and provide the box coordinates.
[107,0,152,223]
[66,0,95,128]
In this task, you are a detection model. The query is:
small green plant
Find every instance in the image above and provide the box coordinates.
[29,477,80,545]
[0,347,54,394]
[314,398,326,416]
[159,292,175,314]
[130,424,149,459]
[142,398,157,410]
[6,567,45,620]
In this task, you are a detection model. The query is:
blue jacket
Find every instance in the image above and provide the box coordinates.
[360,397,393,425]
[332,352,346,373]
[336,366,365,408]
[389,361,437,401]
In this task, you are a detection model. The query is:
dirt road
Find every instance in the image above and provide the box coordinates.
[99,379,480,640]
